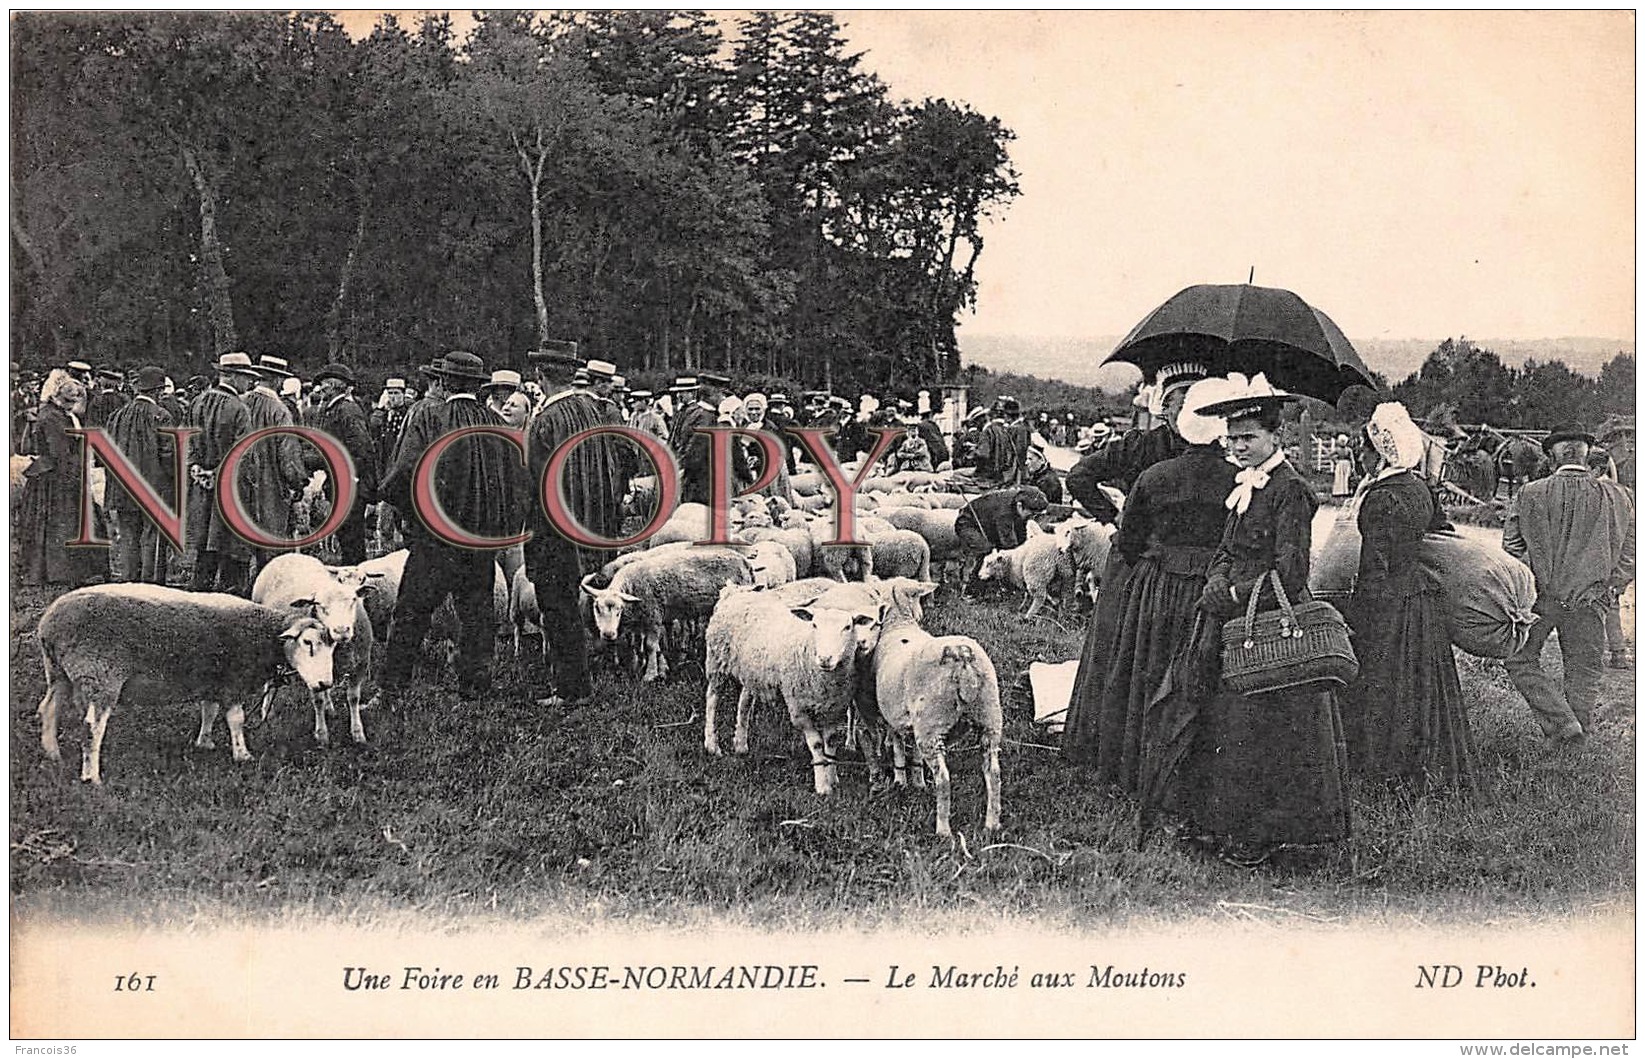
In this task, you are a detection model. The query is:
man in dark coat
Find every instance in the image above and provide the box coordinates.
[973,397,1032,486]
[672,371,746,506]
[84,368,127,429]
[307,362,378,564]
[241,355,309,575]
[955,485,1050,590]
[382,351,527,701]
[914,405,950,469]
[104,365,176,584]
[186,353,259,593]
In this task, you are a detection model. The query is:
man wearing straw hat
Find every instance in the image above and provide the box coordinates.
[381,351,527,702]
[186,352,261,593]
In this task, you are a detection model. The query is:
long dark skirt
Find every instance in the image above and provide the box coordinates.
[1088,556,1207,793]
[1153,618,1352,850]
[1062,547,1132,764]
[17,469,96,587]
[1345,585,1480,791]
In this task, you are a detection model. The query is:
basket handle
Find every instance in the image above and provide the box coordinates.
[1238,569,1302,645]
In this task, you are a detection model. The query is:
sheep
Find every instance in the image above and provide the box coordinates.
[351,549,408,634]
[581,546,754,681]
[34,584,336,785]
[861,578,1003,836]
[746,539,798,588]
[793,492,832,514]
[703,584,885,795]
[919,492,969,510]
[251,553,381,746]
[875,507,964,564]
[863,525,932,581]
[975,522,1074,618]
[510,564,546,660]
[809,518,874,582]
[1055,517,1115,603]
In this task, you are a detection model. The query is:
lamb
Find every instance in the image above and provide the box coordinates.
[861,578,1003,836]
[510,564,546,659]
[34,584,335,785]
[251,553,380,746]
[1055,517,1115,603]
[703,584,885,795]
[581,546,754,681]
[976,522,1074,618]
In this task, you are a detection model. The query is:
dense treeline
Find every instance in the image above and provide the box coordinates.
[1388,338,1633,429]
[10,10,1019,392]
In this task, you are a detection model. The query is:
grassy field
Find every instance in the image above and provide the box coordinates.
[8,562,1634,934]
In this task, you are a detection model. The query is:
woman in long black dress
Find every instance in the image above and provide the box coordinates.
[1086,377,1237,794]
[1345,402,1480,791]
[1147,376,1351,864]
[18,369,96,588]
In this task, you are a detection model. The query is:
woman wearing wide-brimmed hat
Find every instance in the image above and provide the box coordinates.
[1144,374,1351,866]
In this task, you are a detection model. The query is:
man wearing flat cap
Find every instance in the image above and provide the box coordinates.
[186,352,260,593]
[307,362,378,564]
[104,365,177,584]
[382,351,528,701]
[1503,424,1636,742]
[238,353,309,576]
[523,340,626,707]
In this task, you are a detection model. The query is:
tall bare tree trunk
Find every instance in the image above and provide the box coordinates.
[182,144,239,355]
[325,189,371,358]
[514,129,551,348]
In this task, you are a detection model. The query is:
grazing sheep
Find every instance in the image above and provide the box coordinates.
[703,584,885,795]
[790,471,826,497]
[252,554,379,746]
[875,507,964,563]
[794,492,832,514]
[35,585,336,785]
[862,578,1003,836]
[863,526,932,581]
[581,546,754,681]
[746,540,799,588]
[975,522,1073,618]
[919,491,969,510]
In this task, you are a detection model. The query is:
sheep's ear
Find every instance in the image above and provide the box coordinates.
[790,607,815,622]
[288,597,319,610]
[619,591,640,604]
[914,580,939,598]
[278,620,307,641]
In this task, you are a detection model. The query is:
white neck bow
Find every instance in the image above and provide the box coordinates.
[1226,449,1287,515]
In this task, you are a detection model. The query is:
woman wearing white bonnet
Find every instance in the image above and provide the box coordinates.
[1064,376,1238,790]
[1344,401,1481,791]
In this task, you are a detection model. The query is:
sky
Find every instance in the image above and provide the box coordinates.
[342,10,1635,343]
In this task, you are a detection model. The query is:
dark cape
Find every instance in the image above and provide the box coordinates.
[1148,460,1351,850]
[1062,425,1188,762]
[1344,469,1481,792]
[383,394,527,542]
[1075,444,1235,791]
[530,388,630,541]
[308,392,379,503]
[102,394,176,513]
[238,387,306,543]
[17,401,98,586]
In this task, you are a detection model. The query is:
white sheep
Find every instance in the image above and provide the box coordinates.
[510,564,546,660]
[745,539,798,588]
[252,553,380,746]
[35,585,336,785]
[976,522,1074,618]
[581,546,754,681]
[863,525,932,581]
[703,584,885,795]
[1054,516,1115,603]
[862,578,1003,836]
[874,507,964,563]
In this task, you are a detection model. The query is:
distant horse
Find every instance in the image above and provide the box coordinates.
[1444,445,1498,503]
[1495,436,1547,499]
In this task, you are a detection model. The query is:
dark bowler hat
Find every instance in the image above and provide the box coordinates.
[1541,425,1596,454]
[422,350,489,384]
[314,362,357,387]
[528,340,581,367]
[131,365,168,392]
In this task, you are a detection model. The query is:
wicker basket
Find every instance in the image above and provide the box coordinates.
[1220,571,1359,695]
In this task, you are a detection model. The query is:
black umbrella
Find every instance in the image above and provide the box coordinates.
[1104,283,1378,403]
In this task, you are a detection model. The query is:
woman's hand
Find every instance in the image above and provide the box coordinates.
[1198,575,1240,618]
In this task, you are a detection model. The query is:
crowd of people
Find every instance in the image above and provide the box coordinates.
[1058,362,1634,866]
[11,350,1635,868]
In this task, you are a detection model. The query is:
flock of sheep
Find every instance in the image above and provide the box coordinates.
[31,469,1116,835]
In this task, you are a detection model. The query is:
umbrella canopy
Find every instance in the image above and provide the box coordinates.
[1105,283,1378,403]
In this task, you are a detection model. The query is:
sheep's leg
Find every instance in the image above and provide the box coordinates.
[38,677,70,762]
[347,676,367,745]
[641,625,666,683]
[79,681,117,786]
[703,675,724,756]
[256,680,279,724]
[889,729,910,787]
[312,689,332,747]
[733,687,755,756]
[225,702,254,763]
[917,738,952,838]
[796,715,835,795]
[512,621,521,659]
[982,740,1002,832]
[196,702,221,750]
[1024,587,1046,619]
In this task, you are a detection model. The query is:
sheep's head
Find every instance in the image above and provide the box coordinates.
[287,567,377,643]
[882,577,939,624]
[976,551,1009,582]
[581,572,638,640]
[279,616,336,691]
[791,605,859,671]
